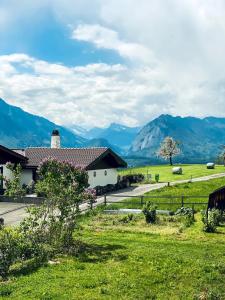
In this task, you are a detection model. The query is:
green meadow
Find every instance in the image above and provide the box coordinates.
[1,211,225,299]
[107,176,225,211]
[1,171,225,299]
[119,164,225,182]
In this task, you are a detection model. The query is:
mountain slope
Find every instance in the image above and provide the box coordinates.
[130,114,225,163]
[0,98,86,148]
[84,138,122,154]
[83,123,140,151]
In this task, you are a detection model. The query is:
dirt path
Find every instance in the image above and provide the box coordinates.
[2,172,225,225]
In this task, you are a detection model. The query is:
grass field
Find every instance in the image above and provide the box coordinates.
[107,176,225,211]
[119,164,225,183]
[2,211,225,299]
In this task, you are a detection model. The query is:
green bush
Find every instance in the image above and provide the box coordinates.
[142,201,157,224]
[119,214,135,224]
[2,163,26,199]
[201,209,222,233]
[0,225,51,281]
[0,228,20,280]
[175,207,195,227]
[155,174,160,183]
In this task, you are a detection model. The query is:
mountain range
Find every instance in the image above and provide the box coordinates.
[0,98,86,148]
[130,114,225,163]
[70,123,140,153]
[1,97,225,164]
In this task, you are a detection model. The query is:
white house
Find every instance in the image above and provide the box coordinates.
[0,130,127,192]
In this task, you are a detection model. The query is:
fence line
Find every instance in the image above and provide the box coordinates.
[101,194,209,210]
[0,194,209,212]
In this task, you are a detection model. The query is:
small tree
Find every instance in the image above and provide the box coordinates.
[157,137,181,165]
[1,162,26,199]
[142,201,157,224]
[20,158,96,253]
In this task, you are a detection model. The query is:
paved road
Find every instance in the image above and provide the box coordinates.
[1,172,225,226]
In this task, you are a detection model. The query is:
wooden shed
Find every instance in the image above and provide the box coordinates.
[208,186,225,211]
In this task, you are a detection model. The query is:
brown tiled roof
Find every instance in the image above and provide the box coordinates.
[25,147,109,169]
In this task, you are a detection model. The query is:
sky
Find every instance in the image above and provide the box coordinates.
[1,0,225,129]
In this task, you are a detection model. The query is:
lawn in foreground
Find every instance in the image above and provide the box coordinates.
[1,212,225,299]
[107,176,225,211]
[119,164,225,183]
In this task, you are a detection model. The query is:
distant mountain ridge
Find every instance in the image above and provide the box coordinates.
[0,98,86,148]
[84,138,122,154]
[129,114,225,163]
[80,123,141,152]
[2,97,225,164]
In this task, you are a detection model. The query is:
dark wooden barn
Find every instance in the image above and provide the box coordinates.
[208,186,225,211]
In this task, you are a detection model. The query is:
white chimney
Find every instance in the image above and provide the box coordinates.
[51,130,61,148]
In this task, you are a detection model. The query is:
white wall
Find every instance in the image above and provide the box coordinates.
[0,165,13,188]
[88,168,118,188]
[0,165,33,188]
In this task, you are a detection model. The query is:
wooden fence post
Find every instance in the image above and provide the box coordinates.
[181,195,184,207]
[104,194,107,206]
[140,196,144,205]
[90,199,93,210]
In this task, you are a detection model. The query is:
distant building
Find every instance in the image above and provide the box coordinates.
[0,130,127,192]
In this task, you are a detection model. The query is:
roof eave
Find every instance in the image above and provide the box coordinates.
[0,145,28,162]
[86,148,127,170]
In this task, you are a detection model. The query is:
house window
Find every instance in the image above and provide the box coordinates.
[104,170,107,176]
[93,171,96,177]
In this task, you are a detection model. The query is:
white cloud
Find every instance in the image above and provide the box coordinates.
[1,53,225,130]
[0,54,174,128]
[72,24,154,64]
[1,1,225,128]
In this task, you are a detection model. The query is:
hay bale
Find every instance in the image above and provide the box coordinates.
[172,167,182,175]
[207,162,215,169]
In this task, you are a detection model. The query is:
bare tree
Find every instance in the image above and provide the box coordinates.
[157,137,181,165]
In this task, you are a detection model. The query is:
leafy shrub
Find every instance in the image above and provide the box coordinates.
[212,209,223,226]
[2,163,26,199]
[142,201,157,224]
[0,285,12,297]
[0,228,20,280]
[128,213,134,221]
[175,207,195,227]
[155,174,160,183]
[175,207,194,216]
[22,180,35,195]
[120,174,145,185]
[30,159,95,253]
[119,214,135,224]
[0,160,96,280]
[201,209,221,233]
